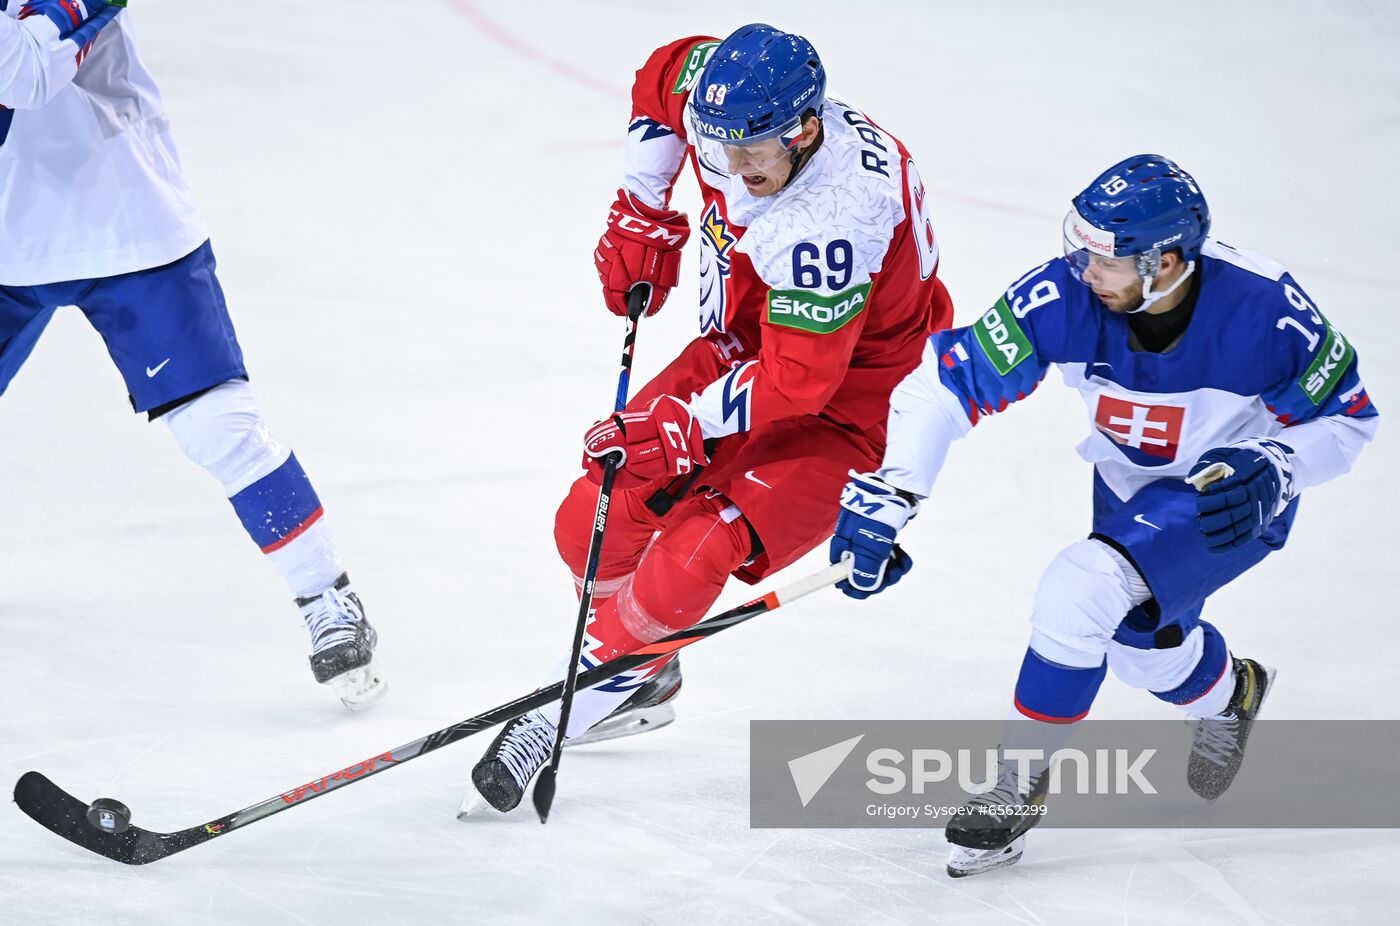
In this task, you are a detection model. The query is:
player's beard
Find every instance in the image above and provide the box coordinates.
[1092,280,1144,314]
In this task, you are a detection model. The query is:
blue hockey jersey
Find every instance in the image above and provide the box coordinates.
[878,239,1378,503]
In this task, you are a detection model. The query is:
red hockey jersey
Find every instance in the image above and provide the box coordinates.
[621,36,953,446]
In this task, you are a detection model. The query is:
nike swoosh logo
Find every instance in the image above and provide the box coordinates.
[146,358,171,378]
[745,470,772,489]
[1133,513,1162,531]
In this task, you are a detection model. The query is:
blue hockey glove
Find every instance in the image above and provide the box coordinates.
[829,471,919,599]
[1188,439,1295,553]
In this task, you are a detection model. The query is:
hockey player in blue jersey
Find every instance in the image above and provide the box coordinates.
[828,154,1378,876]
[0,2,384,709]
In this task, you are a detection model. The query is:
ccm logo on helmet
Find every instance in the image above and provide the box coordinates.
[1152,233,1184,248]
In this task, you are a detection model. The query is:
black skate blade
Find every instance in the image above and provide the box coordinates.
[14,772,164,865]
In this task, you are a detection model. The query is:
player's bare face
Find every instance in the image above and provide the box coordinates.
[1082,255,1144,313]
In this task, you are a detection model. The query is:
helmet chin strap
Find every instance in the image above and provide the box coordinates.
[1130,260,1195,314]
[784,147,803,180]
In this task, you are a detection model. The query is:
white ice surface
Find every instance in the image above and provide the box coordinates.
[2,2,1397,923]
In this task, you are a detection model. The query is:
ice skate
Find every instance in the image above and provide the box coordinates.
[1188,657,1274,800]
[945,763,1049,878]
[460,710,558,817]
[566,657,682,747]
[297,573,385,711]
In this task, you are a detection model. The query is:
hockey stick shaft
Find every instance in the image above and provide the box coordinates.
[14,562,847,864]
[534,284,648,822]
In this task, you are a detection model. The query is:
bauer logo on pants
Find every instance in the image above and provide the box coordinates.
[749,720,1400,828]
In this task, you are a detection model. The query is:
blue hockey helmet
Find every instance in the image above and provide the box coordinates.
[686,23,826,153]
[1062,154,1211,310]
[1064,155,1211,263]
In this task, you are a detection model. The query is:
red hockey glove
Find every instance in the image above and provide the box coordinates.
[582,395,708,489]
[594,189,689,317]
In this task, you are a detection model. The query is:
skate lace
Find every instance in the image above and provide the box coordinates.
[302,587,364,652]
[970,767,1031,809]
[1192,712,1240,768]
[499,713,557,788]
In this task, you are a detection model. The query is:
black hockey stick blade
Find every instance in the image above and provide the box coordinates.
[531,766,557,824]
[13,771,211,865]
[16,562,848,864]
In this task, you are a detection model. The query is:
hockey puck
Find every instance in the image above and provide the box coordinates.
[86,797,131,834]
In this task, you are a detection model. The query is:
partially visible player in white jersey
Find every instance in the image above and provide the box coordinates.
[0,2,384,709]
[828,154,1378,876]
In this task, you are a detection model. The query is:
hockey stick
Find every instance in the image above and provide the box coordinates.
[532,284,648,824]
[1186,461,1234,492]
[14,561,849,865]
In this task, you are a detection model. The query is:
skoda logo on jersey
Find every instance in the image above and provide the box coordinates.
[770,291,865,326]
[1094,395,1186,466]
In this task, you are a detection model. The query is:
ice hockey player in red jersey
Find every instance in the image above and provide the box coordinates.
[462,23,954,814]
